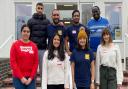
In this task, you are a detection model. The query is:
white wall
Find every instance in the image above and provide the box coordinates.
[0,0,15,58]
[0,0,32,59]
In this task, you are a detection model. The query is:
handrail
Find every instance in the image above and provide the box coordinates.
[0,35,13,49]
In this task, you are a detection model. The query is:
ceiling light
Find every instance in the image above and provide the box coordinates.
[64,5,73,6]
[64,21,70,24]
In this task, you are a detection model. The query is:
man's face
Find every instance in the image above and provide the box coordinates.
[72,12,80,24]
[36,5,43,15]
[92,8,100,21]
[52,10,60,25]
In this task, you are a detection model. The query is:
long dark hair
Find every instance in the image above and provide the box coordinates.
[48,33,65,61]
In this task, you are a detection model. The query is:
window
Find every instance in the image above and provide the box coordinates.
[15,3,32,39]
[43,3,56,22]
[105,3,122,40]
[80,3,93,25]
[57,4,77,26]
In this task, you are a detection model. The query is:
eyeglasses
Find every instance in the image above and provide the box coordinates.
[37,7,43,10]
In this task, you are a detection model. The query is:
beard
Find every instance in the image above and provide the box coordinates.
[93,14,100,21]
[53,18,59,25]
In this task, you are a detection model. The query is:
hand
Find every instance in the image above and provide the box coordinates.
[90,83,95,89]
[67,51,72,56]
[96,85,99,89]
[21,77,27,84]
[25,78,32,85]
[59,22,64,26]
[72,82,76,89]
[117,84,122,89]
[95,83,100,89]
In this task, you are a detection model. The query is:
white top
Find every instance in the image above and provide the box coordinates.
[95,44,123,84]
[42,50,70,89]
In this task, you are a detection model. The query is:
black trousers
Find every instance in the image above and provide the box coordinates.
[47,84,64,89]
[100,65,117,89]
[77,87,90,89]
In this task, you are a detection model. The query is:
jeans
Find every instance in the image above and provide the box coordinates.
[13,77,36,89]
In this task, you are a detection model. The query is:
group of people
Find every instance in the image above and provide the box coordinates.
[10,2,123,89]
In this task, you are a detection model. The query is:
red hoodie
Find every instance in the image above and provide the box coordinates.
[10,40,38,79]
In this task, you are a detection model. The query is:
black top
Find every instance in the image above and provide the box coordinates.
[27,13,50,50]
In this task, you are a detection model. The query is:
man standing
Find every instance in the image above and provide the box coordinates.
[27,3,50,79]
[65,10,89,56]
[87,6,110,52]
[47,9,66,45]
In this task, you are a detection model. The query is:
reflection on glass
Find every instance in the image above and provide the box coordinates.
[81,4,93,25]
[105,3,122,40]
[15,3,32,40]
[57,4,77,26]
[43,4,55,22]
[59,10,73,26]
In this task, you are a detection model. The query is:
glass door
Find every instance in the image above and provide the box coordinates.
[105,2,122,40]
[57,3,77,26]
[15,3,32,39]
[43,3,56,22]
[80,3,94,25]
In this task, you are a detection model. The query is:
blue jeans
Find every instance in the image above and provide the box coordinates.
[13,77,36,89]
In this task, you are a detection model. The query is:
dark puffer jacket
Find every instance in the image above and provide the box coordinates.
[27,13,50,50]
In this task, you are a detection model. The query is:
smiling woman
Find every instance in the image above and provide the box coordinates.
[95,28,123,89]
[70,27,95,89]
[42,33,70,89]
[10,24,38,89]
[20,24,30,43]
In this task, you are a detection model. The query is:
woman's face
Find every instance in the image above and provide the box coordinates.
[53,35,60,48]
[21,27,30,41]
[103,34,110,43]
[79,37,86,48]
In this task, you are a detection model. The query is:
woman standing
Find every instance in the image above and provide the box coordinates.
[10,24,38,89]
[70,27,95,89]
[42,33,69,89]
[95,28,123,89]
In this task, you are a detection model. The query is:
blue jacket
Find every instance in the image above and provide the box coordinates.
[87,17,109,52]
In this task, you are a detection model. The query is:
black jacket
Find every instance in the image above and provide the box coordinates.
[27,13,50,50]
